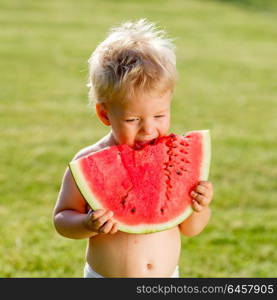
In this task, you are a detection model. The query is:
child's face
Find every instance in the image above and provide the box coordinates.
[100,89,173,147]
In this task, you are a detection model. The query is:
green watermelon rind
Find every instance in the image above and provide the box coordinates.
[195,129,211,181]
[118,206,194,234]
[69,129,210,234]
[69,160,104,212]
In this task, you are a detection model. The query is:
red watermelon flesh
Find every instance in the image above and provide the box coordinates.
[69,130,211,233]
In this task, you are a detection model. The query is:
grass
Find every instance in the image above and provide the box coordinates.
[0,0,276,277]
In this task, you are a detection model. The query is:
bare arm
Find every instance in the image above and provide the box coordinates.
[179,206,211,237]
[53,139,118,239]
[179,181,213,237]
[53,167,99,239]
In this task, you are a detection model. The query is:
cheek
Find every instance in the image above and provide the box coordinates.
[161,116,170,132]
[116,124,137,143]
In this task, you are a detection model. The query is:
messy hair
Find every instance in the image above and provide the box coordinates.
[87,18,178,106]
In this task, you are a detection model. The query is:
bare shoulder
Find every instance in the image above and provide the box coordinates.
[72,131,116,161]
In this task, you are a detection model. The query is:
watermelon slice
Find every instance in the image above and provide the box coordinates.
[69,130,211,234]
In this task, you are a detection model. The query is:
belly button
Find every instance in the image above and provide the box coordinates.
[146,263,153,270]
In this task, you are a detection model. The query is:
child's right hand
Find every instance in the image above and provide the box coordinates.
[83,209,118,234]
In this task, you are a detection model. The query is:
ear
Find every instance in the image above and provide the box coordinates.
[96,103,111,126]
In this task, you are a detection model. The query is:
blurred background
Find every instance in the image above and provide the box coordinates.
[0,0,276,277]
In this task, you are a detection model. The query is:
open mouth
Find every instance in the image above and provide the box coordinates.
[134,138,157,149]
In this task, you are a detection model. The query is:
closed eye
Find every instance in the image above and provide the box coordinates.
[125,118,138,122]
[125,115,165,122]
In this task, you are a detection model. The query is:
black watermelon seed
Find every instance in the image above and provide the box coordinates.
[120,199,126,208]
[131,208,136,213]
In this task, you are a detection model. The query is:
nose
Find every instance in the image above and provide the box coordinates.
[140,119,154,136]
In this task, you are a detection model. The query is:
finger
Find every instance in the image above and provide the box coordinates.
[194,193,209,206]
[110,223,118,234]
[95,210,114,228]
[191,190,205,199]
[89,209,106,221]
[199,181,212,189]
[192,200,203,212]
[99,219,114,234]
[194,185,207,195]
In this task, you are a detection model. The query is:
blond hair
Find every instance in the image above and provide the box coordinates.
[87,18,178,106]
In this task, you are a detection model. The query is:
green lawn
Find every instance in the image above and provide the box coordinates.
[0,0,276,277]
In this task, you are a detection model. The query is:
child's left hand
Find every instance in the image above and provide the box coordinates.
[190,181,213,212]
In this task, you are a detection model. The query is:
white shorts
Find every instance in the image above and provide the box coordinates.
[84,262,179,278]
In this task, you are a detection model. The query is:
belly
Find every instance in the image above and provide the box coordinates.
[86,227,181,277]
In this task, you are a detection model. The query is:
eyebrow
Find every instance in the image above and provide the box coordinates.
[155,110,168,114]
[124,109,168,116]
